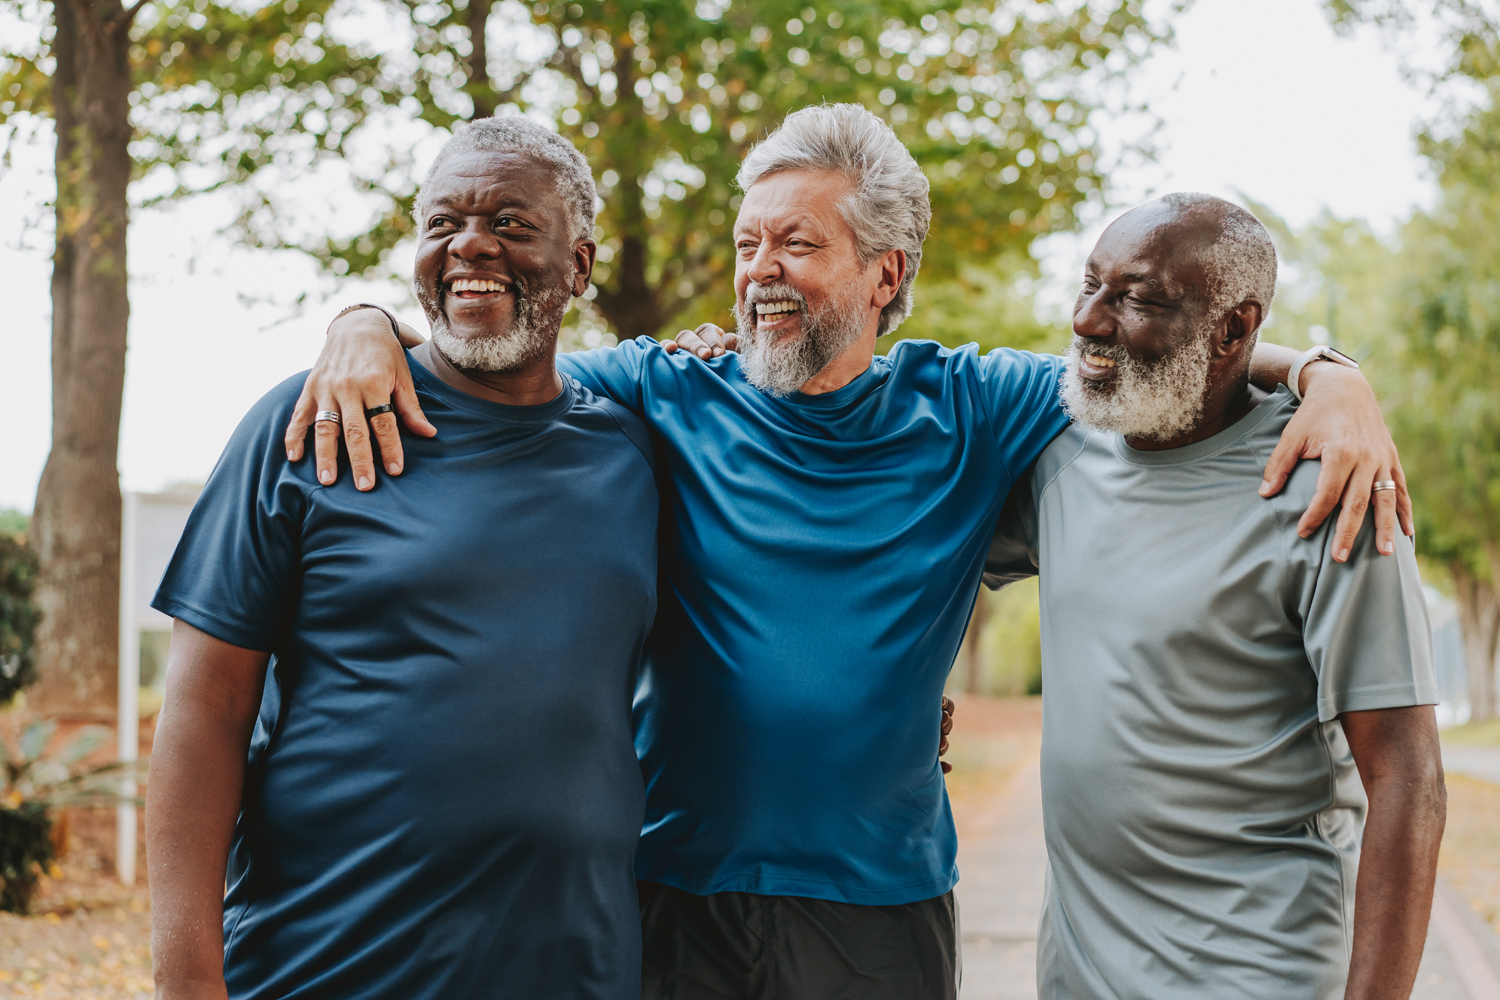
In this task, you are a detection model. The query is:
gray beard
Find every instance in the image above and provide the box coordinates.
[735,282,868,398]
[1058,332,1214,443]
[416,276,568,373]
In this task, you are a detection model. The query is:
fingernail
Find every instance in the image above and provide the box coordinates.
[1381,541,1393,554]
[319,469,333,485]
[1337,547,1350,561]
[699,349,710,359]
[357,476,371,490]
[388,463,401,475]
[713,348,723,357]
[1258,481,1272,495]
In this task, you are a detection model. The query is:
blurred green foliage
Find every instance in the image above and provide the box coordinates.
[315,0,1172,343]
[0,533,40,705]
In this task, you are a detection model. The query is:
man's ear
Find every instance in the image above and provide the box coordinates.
[572,239,598,297]
[1216,300,1264,357]
[870,248,906,310]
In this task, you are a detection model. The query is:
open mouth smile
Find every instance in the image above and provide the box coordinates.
[1078,352,1121,380]
[754,299,802,329]
[447,277,514,301]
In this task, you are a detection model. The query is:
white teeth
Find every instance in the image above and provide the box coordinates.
[754,300,800,315]
[450,278,508,293]
[1085,354,1117,368]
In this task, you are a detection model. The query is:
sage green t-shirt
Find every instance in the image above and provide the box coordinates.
[984,387,1438,1000]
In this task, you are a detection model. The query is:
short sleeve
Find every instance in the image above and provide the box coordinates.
[974,350,1071,479]
[1295,509,1439,721]
[983,465,1041,591]
[151,375,312,653]
[555,336,653,414]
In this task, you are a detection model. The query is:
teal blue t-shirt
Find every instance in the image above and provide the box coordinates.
[557,336,1068,904]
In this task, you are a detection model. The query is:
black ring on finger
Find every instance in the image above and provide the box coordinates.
[365,403,395,419]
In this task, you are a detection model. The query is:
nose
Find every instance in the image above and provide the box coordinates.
[1072,287,1114,340]
[745,240,782,286]
[449,223,500,262]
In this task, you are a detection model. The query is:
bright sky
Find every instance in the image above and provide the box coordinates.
[0,0,1438,511]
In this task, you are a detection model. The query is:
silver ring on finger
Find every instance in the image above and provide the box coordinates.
[1372,480,1397,492]
[315,410,342,425]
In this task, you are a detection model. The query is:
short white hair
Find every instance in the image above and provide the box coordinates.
[417,116,596,243]
[737,104,931,336]
[1159,193,1278,324]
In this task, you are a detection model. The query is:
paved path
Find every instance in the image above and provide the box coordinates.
[1443,744,1500,787]
[953,752,1500,1000]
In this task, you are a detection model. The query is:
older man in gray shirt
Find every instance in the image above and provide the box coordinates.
[985,194,1445,1000]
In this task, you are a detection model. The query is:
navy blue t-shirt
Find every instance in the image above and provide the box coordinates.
[153,356,658,1000]
[555,337,1068,905]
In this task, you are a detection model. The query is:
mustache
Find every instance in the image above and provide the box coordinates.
[1070,338,1128,361]
[743,282,807,308]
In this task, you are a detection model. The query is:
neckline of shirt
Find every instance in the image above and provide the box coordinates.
[1109,385,1295,467]
[406,348,578,424]
[776,354,892,408]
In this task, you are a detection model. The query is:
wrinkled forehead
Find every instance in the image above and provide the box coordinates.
[734,168,854,237]
[420,150,566,213]
[1089,205,1219,298]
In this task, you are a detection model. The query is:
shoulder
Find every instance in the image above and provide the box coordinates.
[1030,422,1094,497]
[560,336,737,386]
[881,338,1062,387]
[1240,392,1325,519]
[229,370,314,450]
[567,379,656,472]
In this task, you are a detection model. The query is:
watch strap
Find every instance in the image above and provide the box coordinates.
[1287,345,1359,403]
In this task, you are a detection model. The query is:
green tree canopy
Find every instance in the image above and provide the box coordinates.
[231,0,1170,343]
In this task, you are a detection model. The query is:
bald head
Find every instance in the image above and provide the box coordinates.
[1108,193,1278,327]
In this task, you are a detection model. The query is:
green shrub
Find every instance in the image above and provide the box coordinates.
[0,533,40,704]
[0,804,52,914]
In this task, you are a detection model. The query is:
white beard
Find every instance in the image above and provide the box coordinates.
[417,276,569,373]
[735,281,868,398]
[1059,332,1214,443]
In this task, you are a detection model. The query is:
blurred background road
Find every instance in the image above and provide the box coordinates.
[946,696,1500,1000]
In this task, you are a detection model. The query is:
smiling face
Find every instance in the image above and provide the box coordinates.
[1060,204,1229,442]
[731,169,886,396]
[412,150,593,372]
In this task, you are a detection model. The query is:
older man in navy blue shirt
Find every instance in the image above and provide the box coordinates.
[146,118,658,1000]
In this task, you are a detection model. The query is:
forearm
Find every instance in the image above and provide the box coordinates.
[1248,341,1298,393]
[1345,773,1446,999]
[147,629,267,998]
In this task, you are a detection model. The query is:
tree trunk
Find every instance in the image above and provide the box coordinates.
[30,0,135,718]
[464,0,494,120]
[1452,563,1500,723]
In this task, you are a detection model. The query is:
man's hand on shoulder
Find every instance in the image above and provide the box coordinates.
[662,323,739,359]
[1255,352,1412,563]
[284,307,437,492]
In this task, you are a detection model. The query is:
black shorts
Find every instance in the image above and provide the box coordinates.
[638,881,960,1000]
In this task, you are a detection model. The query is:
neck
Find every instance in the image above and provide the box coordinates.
[412,339,564,406]
[1126,378,1268,451]
[796,318,880,396]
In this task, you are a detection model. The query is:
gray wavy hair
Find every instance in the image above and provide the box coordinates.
[737,104,931,336]
[416,116,597,243]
